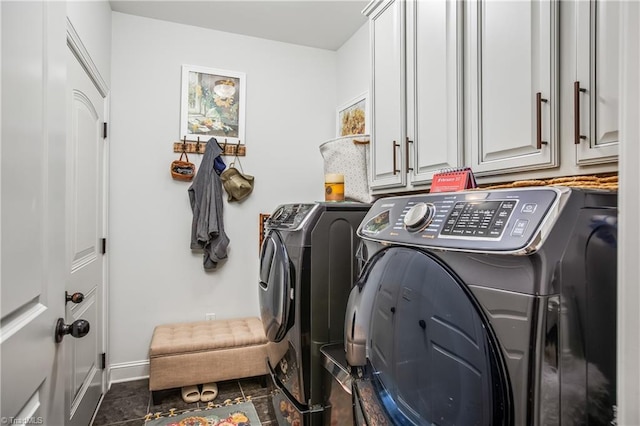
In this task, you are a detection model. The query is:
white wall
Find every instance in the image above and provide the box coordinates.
[336,23,370,108]
[67,1,112,85]
[109,12,337,379]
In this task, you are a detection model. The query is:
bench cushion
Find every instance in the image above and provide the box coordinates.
[149,317,267,357]
[148,317,269,392]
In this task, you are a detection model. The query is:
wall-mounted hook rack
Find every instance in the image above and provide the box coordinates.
[172,139,246,156]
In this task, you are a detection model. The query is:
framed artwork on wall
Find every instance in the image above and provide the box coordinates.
[180,65,246,143]
[259,213,271,252]
[336,92,368,137]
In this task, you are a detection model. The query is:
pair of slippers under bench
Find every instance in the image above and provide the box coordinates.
[181,382,218,403]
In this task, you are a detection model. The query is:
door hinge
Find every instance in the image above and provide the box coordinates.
[101,238,107,254]
[103,122,108,139]
[101,353,106,370]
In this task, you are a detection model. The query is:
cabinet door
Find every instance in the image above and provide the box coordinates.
[366,0,406,189]
[467,0,559,175]
[407,0,462,185]
[575,0,620,164]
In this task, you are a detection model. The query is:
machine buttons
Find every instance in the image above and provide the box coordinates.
[488,229,502,237]
[521,203,538,214]
[404,202,436,232]
[441,200,514,238]
[511,219,529,237]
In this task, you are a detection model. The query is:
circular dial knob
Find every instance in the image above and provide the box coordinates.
[404,202,436,232]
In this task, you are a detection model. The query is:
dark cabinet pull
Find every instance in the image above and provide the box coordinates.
[536,92,549,149]
[574,81,587,144]
[392,141,401,175]
[406,137,413,172]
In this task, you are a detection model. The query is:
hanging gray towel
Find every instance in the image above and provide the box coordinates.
[188,137,229,270]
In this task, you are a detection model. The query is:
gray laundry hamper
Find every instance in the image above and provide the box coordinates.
[319,135,373,203]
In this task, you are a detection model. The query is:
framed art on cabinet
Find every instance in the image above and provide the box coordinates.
[180,65,246,143]
[337,92,368,137]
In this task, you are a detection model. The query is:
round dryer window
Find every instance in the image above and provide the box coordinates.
[365,247,510,425]
[258,230,293,342]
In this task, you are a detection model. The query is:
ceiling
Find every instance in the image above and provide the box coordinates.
[109,0,369,51]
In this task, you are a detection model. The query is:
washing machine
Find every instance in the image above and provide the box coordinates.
[259,202,370,425]
[344,187,617,425]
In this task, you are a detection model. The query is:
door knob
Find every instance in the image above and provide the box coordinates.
[65,291,84,304]
[55,318,90,343]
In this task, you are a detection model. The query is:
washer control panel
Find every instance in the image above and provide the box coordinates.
[268,203,317,230]
[359,188,564,253]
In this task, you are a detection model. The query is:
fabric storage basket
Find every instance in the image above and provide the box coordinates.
[319,135,372,203]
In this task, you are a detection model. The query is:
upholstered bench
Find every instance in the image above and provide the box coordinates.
[148,317,269,404]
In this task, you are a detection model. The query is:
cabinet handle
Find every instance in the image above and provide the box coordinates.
[536,92,549,149]
[406,137,413,172]
[392,141,401,175]
[574,81,587,144]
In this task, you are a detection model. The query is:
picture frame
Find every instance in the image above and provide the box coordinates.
[259,213,271,252]
[336,92,368,137]
[180,65,246,143]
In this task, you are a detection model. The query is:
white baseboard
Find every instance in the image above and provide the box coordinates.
[108,359,150,384]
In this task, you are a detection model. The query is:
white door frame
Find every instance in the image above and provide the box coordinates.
[618,2,640,424]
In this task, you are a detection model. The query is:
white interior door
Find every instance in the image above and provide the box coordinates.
[1,1,66,424]
[65,46,106,426]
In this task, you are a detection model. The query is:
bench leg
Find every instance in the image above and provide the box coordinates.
[151,390,162,406]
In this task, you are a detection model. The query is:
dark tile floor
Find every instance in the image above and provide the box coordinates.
[91,375,277,425]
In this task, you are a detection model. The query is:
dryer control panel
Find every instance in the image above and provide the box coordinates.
[358,187,569,254]
[267,203,318,230]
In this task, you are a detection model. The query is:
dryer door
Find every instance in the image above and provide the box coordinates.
[259,230,293,342]
[359,247,510,425]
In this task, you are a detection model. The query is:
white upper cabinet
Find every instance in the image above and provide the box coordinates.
[407,0,462,185]
[365,0,461,190]
[364,0,622,190]
[466,0,559,175]
[575,0,620,164]
[365,0,406,189]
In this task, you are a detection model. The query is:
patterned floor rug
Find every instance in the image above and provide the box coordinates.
[144,400,261,425]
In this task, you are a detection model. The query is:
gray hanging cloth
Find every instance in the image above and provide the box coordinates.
[188,137,229,270]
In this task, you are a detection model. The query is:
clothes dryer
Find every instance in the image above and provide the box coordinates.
[345,187,617,425]
[259,202,370,425]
